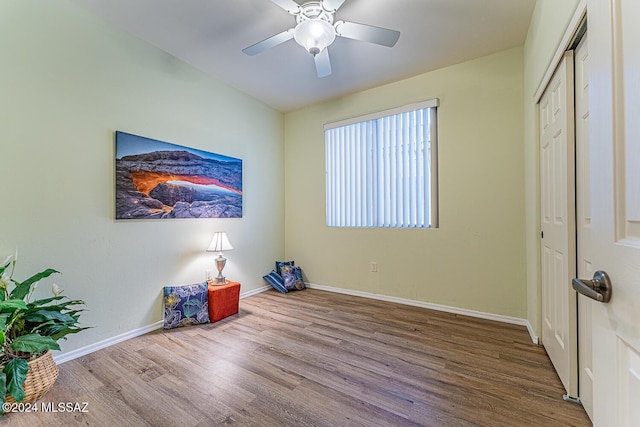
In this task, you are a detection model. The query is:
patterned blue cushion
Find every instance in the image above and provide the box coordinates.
[281,265,305,290]
[263,270,287,294]
[275,260,294,276]
[163,282,210,329]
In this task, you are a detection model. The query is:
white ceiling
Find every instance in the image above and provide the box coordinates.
[71,0,535,112]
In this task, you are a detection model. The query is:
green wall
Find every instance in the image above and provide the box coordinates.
[284,47,527,318]
[523,0,581,336]
[0,1,284,353]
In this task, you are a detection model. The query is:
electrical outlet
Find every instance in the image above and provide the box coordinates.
[371,262,378,272]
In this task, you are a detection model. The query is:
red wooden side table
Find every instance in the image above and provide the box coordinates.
[207,281,240,322]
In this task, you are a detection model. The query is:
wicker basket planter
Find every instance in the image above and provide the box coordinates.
[4,351,59,405]
[0,256,85,408]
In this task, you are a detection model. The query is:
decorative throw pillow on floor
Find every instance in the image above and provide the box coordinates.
[281,265,305,290]
[263,270,288,294]
[163,282,210,329]
[275,260,295,276]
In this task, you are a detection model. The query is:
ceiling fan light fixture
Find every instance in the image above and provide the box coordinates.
[294,18,336,56]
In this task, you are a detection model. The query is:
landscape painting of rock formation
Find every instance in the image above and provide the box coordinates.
[115,131,242,219]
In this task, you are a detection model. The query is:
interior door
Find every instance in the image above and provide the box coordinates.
[574,33,594,421]
[586,0,640,425]
[539,51,578,398]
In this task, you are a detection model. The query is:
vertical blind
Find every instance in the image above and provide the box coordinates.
[325,101,438,228]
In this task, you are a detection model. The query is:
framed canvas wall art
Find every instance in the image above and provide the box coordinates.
[115,131,242,219]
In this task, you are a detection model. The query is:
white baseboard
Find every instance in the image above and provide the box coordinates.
[54,285,272,364]
[240,284,270,299]
[54,282,538,364]
[306,283,539,344]
[53,321,164,364]
[526,322,539,345]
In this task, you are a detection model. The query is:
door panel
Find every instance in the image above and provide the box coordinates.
[539,52,577,396]
[574,33,593,421]
[588,0,640,425]
[574,35,595,420]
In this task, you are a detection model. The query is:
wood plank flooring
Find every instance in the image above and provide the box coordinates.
[0,289,591,426]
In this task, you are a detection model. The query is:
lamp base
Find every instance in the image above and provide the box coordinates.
[212,254,227,286]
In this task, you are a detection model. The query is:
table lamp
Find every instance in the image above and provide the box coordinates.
[206,232,234,285]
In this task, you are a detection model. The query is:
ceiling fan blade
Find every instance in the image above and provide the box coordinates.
[322,0,347,12]
[314,48,332,78]
[335,21,400,47]
[270,0,301,14]
[242,29,294,56]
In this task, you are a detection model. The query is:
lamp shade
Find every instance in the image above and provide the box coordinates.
[294,18,336,56]
[207,232,234,252]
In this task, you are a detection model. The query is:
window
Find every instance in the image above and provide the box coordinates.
[324,99,438,228]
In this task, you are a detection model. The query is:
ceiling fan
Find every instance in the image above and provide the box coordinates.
[242,0,400,78]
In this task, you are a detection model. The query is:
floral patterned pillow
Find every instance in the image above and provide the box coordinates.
[275,260,295,276]
[163,283,210,329]
[281,265,305,291]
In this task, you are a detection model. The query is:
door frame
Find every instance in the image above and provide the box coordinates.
[534,2,587,102]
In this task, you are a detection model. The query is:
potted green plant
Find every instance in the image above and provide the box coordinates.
[0,253,87,412]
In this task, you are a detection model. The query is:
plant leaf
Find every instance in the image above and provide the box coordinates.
[0,299,28,312]
[24,299,86,317]
[0,313,8,328]
[31,320,86,337]
[3,358,28,403]
[26,301,85,315]
[50,326,90,341]
[0,371,7,413]
[26,295,66,307]
[34,322,64,336]
[10,333,60,353]
[25,309,75,324]
[10,268,59,300]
